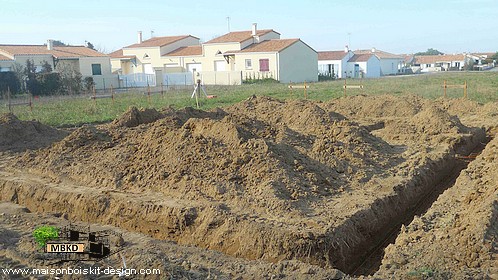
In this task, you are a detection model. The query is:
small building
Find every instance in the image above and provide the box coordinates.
[413,54,469,72]
[354,48,404,76]
[347,53,381,78]
[0,41,115,89]
[318,47,353,79]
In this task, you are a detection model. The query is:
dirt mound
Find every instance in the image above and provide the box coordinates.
[0,113,67,152]
[323,94,425,119]
[112,106,164,127]
[432,97,482,116]
[375,136,498,279]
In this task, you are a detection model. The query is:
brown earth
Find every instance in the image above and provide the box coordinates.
[0,95,497,279]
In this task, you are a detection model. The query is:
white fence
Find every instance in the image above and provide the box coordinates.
[119,73,156,88]
[163,72,194,87]
[198,71,242,85]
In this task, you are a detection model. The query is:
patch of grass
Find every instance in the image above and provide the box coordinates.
[1,71,497,127]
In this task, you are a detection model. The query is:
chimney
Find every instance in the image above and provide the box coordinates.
[372,47,376,53]
[137,31,143,44]
[344,45,349,53]
[47,39,54,51]
[251,23,257,36]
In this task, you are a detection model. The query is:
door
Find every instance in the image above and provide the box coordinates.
[354,64,360,78]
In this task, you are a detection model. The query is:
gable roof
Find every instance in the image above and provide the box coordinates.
[348,54,376,62]
[165,46,203,56]
[355,49,404,59]
[206,29,278,44]
[318,51,349,61]
[125,35,197,48]
[108,49,135,59]
[225,39,302,54]
[413,54,466,65]
[0,53,12,61]
[0,45,107,58]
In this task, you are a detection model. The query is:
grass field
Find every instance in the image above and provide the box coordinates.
[1,71,497,127]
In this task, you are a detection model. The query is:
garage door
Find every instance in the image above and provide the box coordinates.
[214,60,226,71]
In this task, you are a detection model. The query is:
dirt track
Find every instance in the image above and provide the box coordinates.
[1,94,497,279]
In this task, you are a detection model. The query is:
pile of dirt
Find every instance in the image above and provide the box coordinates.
[0,113,67,152]
[375,136,498,279]
[375,105,472,145]
[112,106,164,127]
[323,94,425,119]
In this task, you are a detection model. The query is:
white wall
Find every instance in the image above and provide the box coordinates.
[379,57,403,76]
[278,41,317,83]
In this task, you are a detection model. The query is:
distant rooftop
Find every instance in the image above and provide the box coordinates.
[206,29,278,44]
[165,46,203,56]
[318,51,349,61]
[124,35,197,48]
[0,44,107,58]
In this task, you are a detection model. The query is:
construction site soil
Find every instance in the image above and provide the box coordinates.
[0,94,497,279]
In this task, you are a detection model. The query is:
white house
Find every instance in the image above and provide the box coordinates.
[347,54,381,78]
[318,47,353,78]
[413,54,469,72]
[354,48,404,75]
[0,41,116,89]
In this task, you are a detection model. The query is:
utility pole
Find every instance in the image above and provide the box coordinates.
[347,32,352,49]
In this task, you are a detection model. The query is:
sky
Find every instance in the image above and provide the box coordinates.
[1,0,497,55]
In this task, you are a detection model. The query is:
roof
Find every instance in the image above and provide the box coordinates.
[318,51,349,61]
[355,49,404,59]
[348,54,376,62]
[165,46,202,56]
[125,35,196,48]
[0,53,12,61]
[413,54,466,64]
[470,52,496,58]
[0,45,107,58]
[206,29,277,44]
[226,39,301,54]
[108,49,135,59]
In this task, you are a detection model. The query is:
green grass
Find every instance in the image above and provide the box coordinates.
[2,71,498,127]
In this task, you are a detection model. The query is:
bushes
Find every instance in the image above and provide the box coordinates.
[0,72,21,94]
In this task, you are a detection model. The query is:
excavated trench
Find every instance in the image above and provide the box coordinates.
[348,134,492,276]
[0,131,490,275]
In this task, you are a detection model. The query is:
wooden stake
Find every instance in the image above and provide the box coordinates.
[195,79,200,109]
[344,79,347,97]
[93,85,96,107]
[304,81,307,99]
[110,84,114,105]
[29,93,33,112]
[464,81,468,99]
[444,80,447,98]
[147,84,151,106]
[7,86,11,113]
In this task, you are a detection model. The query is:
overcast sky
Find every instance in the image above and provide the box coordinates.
[1,0,497,54]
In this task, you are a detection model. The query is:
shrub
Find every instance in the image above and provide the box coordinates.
[32,226,59,249]
[0,72,21,94]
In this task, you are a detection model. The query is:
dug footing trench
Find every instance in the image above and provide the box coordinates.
[0,132,487,274]
[349,136,491,276]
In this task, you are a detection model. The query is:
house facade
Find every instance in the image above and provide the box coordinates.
[413,54,469,72]
[354,48,404,76]
[318,48,353,79]
[111,24,318,85]
[318,47,381,78]
[0,41,115,89]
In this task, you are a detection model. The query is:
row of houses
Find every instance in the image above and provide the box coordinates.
[404,53,496,72]
[1,24,496,90]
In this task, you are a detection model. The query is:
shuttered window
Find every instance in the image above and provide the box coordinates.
[259,59,269,72]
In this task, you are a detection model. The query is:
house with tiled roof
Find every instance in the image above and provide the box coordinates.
[318,47,353,78]
[354,48,404,76]
[318,46,381,78]
[163,24,317,84]
[111,24,317,85]
[0,41,115,89]
[412,54,470,72]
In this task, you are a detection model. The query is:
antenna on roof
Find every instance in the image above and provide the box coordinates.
[347,32,352,50]
[226,16,231,32]
[151,30,155,38]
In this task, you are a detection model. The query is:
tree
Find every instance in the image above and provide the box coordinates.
[415,48,444,56]
[25,59,41,95]
[40,61,52,73]
[52,40,67,47]
[86,41,96,50]
[0,72,21,94]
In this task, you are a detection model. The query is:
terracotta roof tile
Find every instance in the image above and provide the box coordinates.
[414,54,466,64]
[318,51,349,60]
[108,49,135,59]
[0,53,12,61]
[0,45,107,58]
[227,39,300,54]
[125,35,196,48]
[206,29,277,44]
[355,49,404,59]
[164,46,202,56]
[348,54,375,62]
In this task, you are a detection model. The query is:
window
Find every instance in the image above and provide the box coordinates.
[245,59,252,69]
[91,64,102,75]
[259,59,269,72]
[0,67,11,72]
